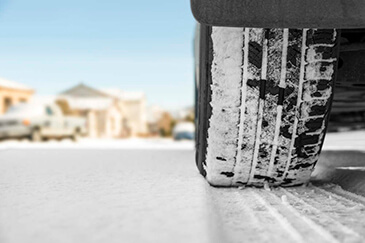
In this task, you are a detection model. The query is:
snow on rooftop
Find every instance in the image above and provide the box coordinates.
[58,95,114,110]
[0,77,33,91]
[30,95,57,104]
[102,88,145,101]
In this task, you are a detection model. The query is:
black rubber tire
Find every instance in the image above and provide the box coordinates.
[196,26,340,187]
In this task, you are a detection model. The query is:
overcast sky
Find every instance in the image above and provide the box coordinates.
[0,0,196,110]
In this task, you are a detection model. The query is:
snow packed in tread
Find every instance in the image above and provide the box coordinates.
[204,27,338,187]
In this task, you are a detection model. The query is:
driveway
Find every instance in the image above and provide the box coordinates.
[0,135,364,243]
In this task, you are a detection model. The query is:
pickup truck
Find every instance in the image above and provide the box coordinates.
[0,102,86,141]
[192,0,365,187]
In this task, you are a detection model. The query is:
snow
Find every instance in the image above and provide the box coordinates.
[321,130,365,151]
[336,167,365,171]
[0,149,209,243]
[0,132,364,242]
[0,77,33,91]
[281,195,289,205]
[58,96,114,110]
[206,27,244,186]
[311,131,365,196]
[0,138,194,151]
[101,88,145,101]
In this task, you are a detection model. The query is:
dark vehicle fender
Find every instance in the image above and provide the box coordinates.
[191,0,365,29]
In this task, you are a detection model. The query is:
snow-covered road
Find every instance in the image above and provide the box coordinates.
[0,132,364,243]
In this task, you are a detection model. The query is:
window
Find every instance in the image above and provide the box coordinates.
[46,106,53,116]
[3,97,12,112]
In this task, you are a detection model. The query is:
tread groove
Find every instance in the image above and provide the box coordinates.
[259,79,267,100]
[233,28,251,185]
[282,29,308,183]
[278,88,285,105]
[248,189,305,242]
[248,31,268,185]
[200,27,339,187]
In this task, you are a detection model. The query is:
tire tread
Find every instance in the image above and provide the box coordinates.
[198,27,339,187]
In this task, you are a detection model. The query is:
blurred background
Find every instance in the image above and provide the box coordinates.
[0,0,364,146]
[0,0,196,145]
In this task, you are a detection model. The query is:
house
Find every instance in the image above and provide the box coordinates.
[0,77,34,114]
[102,89,148,137]
[58,84,125,138]
[58,84,148,138]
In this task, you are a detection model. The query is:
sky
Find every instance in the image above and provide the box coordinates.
[0,0,196,110]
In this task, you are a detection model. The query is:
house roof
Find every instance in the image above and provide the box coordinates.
[58,96,114,111]
[59,84,144,111]
[0,77,33,91]
[59,84,115,110]
[60,83,109,98]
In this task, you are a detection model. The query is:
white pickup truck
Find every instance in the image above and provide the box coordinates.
[0,102,86,141]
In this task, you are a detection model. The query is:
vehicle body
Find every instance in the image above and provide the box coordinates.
[173,122,195,141]
[191,0,365,187]
[191,0,365,29]
[0,102,86,141]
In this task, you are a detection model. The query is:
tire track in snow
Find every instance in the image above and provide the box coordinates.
[319,184,365,206]
[207,185,365,242]
[241,189,305,242]
[255,189,338,243]
[207,188,291,243]
[315,187,365,207]
[279,187,364,242]
[248,189,308,243]
[300,186,365,238]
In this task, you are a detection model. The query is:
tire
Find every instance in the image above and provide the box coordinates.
[31,129,43,142]
[196,26,340,187]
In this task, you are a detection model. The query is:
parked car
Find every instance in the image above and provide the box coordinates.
[191,0,365,187]
[0,102,86,141]
[173,122,195,141]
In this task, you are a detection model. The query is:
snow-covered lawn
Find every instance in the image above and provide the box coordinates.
[0,130,363,151]
[0,137,194,150]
